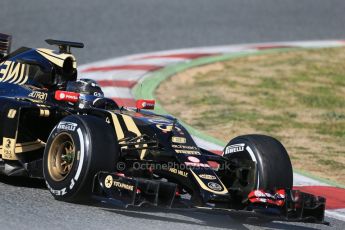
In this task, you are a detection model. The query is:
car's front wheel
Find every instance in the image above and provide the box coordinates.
[43,115,119,202]
[222,134,293,195]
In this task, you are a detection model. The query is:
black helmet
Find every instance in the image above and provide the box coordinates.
[66,78,104,97]
[65,78,117,109]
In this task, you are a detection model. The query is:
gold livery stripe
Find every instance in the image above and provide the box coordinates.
[121,115,148,160]
[37,49,65,60]
[13,66,27,85]
[7,109,16,118]
[15,140,45,153]
[19,68,29,85]
[110,113,125,140]
[190,170,229,195]
[36,48,77,68]
[39,109,50,117]
[121,115,141,137]
[0,140,45,153]
[4,62,17,82]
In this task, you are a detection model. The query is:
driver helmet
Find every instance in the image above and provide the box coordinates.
[66,78,104,108]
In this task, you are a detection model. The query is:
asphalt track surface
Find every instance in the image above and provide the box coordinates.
[1,1,345,229]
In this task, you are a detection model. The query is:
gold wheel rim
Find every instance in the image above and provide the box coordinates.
[47,132,76,182]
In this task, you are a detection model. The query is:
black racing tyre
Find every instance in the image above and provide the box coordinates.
[223,134,293,191]
[43,115,119,201]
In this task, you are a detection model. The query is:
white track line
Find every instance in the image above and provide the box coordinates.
[81,70,148,81]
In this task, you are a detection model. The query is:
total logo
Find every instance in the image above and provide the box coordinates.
[136,99,155,110]
[187,156,200,163]
[141,101,154,107]
[55,90,80,103]
[185,156,210,168]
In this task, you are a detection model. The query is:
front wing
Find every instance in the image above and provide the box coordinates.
[92,172,327,225]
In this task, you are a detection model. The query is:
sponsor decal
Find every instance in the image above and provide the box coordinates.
[187,156,200,163]
[150,119,185,135]
[224,143,245,155]
[136,99,155,110]
[207,182,223,191]
[172,136,186,144]
[69,178,76,190]
[46,182,67,196]
[57,121,78,131]
[55,90,80,103]
[2,137,16,160]
[168,168,188,177]
[4,139,12,158]
[94,92,103,97]
[104,175,113,188]
[185,162,210,168]
[113,181,134,191]
[156,124,183,133]
[199,174,216,180]
[28,91,48,101]
[248,189,286,207]
[172,144,198,150]
[175,149,201,155]
[5,140,11,149]
[148,118,172,125]
[156,124,173,132]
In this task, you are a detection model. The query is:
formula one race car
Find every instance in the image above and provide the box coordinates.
[0,33,326,224]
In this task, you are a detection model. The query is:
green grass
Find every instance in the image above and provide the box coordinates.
[317,159,344,171]
[297,87,344,108]
[259,78,283,89]
[157,47,345,184]
[323,111,345,121]
[186,95,223,105]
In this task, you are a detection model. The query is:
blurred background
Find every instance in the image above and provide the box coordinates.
[1,0,345,63]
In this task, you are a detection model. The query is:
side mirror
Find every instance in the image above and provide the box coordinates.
[136,99,155,110]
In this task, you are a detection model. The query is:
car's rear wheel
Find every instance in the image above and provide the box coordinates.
[223,134,293,195]
[43,115,119,202]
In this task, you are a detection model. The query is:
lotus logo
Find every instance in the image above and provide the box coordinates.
[207,182,223,191]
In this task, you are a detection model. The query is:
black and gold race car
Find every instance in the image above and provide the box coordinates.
[0,34,327,224]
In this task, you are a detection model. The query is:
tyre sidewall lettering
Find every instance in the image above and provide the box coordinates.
[44,118,90,199]
[223,140,261,189]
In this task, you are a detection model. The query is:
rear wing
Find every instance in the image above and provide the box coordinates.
[0,33,12,58]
